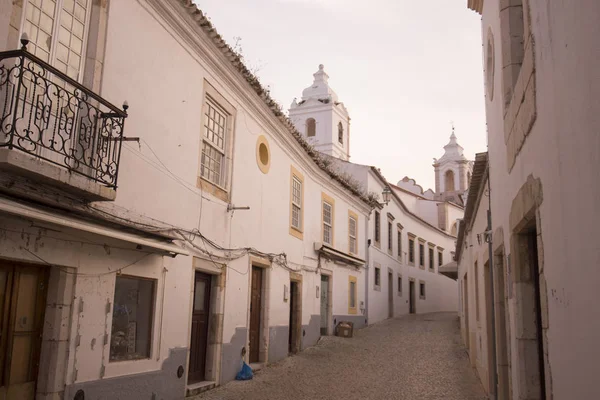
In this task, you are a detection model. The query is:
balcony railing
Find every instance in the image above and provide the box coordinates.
[0,45,127,189]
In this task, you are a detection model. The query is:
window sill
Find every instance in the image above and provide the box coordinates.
[348,307,357,315]
[397,292,402,297]
[289,226,304,240]
[197,176,229,202]
[373,285,381,292]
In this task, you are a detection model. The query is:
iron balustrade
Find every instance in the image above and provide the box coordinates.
[0,46,127,189]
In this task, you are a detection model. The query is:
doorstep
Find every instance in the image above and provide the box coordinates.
[186,381,216,397]
[249,363,265,372]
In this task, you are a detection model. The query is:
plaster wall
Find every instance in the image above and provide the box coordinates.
[0,0,372,395]
[457,177,494,395]
[478,1,600,398]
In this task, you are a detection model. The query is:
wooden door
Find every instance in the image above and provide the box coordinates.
[249,267,262,363]
[388,272,394,318]
[320,276,329,335]
[409,280,416,314]
[188,272,211,383]
[0,262,48,400]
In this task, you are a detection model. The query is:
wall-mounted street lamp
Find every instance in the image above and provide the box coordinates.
[381,187,392,206]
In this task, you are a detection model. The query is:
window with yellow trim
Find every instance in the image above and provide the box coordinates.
[321,193,335,246]
[348,211,358,254]
[289,166,304,239]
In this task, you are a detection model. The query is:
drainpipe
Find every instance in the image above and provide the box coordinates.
[364,211,371,326]
[486,169,498,400]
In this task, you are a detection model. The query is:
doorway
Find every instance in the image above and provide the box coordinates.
[0,262,49,400]
[409,279,416,314]
[494,251,509,399]
[188,271,212,384]
[320,276,329,335]
[528,229,546,400]
[388,272,394,318]
[249,267,263,363]
[288,281,301,354]
[484,261,494,392]
[464,273,470,350]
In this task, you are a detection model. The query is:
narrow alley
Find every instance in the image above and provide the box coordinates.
[193,313,486,400]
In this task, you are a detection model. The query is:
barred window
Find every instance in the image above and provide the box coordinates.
[419,243,425,267]
[429,247,434,270]
[323,201,333,245]
[409,238,415,263]
[201,100,227,186]
[397,229,402,261]
[388,221,393,251]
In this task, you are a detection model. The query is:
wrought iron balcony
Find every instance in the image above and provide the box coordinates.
[0,43,127,192]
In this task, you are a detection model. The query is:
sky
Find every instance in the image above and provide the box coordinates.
[194,0,486,190]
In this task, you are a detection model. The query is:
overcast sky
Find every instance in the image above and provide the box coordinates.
[194,0,486,190]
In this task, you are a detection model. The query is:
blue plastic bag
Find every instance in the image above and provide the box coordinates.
[235,361,253,380]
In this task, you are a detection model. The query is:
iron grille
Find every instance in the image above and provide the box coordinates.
[0,46,127,189]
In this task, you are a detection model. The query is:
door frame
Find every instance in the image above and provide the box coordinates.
[288,273,302,354]
[387,269,394,318]
[408,278,416,314]
[187,271,212,384]
[319,272,332,336]
[185,257,227,386]
[245,256,270,365]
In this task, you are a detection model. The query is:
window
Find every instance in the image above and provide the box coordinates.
[348,211,358,254]
[21,0,92,81]
[291,177,302,229]
[397,227,402,261]
[374,211,381,244]
[408,237,415,264]
[306,118,316,137]
[321,193,335,246]
[201,98,228,186]
[397,276,402,296]
[419,242,425,267]
[110,276,156,362]
[429,247,434,271]
[486,30,495,100]
[338,122,343,144]
[445,170,455,191]
[323,201,333,245]
[387,221,393,252]
[348,276,357,314]
[419,281,426,300]
[438,251,443,266]
[374,266,381,288]
[289,166,304,239]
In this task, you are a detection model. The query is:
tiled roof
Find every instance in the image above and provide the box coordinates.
[177,1,377,207]
[455,152,488,261]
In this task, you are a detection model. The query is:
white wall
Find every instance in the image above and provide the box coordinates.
[478,1,600,398]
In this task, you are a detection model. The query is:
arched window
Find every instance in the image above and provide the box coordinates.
[338,122,344,144]
[306,118,316,137]
[445,170,455,192]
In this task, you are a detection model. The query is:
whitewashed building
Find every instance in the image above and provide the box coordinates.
[459,1,600,399]
[0,1,375,399]
[289,66,461,325]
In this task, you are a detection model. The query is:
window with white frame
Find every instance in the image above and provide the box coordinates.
[387,221,393,252]
[200,98,228,186]
[323,201,333,245]
[21,0,92,81]
[397,228,402,261]
[349,214,357,254]
[291,176,302,230]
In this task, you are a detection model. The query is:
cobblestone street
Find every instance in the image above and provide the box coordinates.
[193,312,486,400]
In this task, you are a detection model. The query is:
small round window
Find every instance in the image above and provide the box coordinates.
[486,29,495,100]
[256,135,270,174]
